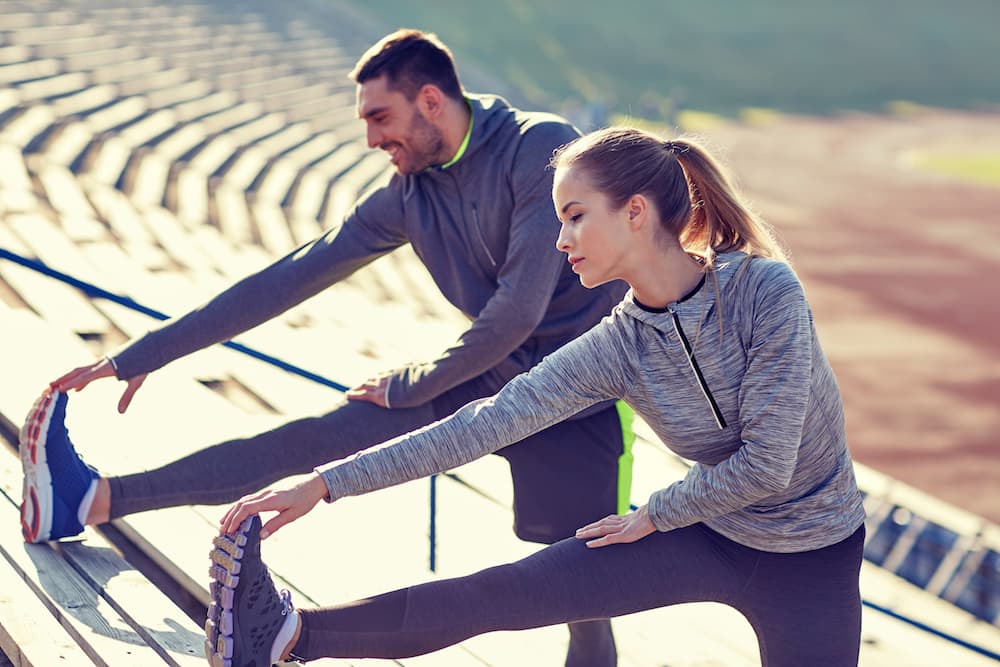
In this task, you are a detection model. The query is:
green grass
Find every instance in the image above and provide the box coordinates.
[347,1,1000,121]
[909,152,1000,187]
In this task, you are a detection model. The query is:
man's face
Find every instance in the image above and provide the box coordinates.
[357,76,446,175]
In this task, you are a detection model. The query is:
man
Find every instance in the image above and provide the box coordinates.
[29,29,630,666]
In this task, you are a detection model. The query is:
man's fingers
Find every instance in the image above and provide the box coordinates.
[117,375,147,413]
[54,367,98,392]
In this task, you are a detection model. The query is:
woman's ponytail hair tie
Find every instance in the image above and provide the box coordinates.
[663,139,688,154]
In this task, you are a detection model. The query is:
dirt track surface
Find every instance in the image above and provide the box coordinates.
[697,109,1000,523]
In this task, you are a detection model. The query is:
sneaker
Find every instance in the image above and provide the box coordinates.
[205,515,299,667]
[19,389,100,543]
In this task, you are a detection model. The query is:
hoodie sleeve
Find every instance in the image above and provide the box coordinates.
[384,122,580,408]
[317,315,631,500]
[645,263,814,532]
[110,183,408,379]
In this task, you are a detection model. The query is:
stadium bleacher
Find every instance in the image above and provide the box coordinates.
[0,1,998,664]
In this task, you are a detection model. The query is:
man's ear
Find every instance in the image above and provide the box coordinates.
[417,84,445,119]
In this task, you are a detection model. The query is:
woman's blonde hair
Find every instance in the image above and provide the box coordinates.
[552,127,786,266]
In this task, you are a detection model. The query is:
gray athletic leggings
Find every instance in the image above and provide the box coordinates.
[293,523,865,667]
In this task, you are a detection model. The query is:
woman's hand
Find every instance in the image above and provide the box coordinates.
[575,505,656,548]
[52,357,148,414]
[220,473,331,539]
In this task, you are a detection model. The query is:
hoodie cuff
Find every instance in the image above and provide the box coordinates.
[382,374,393,409]
[314,464,340,503]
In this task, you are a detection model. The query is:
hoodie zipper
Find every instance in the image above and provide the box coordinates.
[470,204,497,268]
[668,306,727,430]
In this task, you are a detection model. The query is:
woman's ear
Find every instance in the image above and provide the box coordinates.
[626,194,648,229]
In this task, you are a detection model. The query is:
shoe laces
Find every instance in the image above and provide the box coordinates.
[278,589,294,616]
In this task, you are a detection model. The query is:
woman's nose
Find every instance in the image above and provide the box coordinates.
[555,227,569,252]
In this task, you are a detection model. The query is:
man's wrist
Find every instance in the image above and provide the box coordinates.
[104,355,119,376]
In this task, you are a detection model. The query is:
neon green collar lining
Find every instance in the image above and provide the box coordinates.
[440,98,474,169]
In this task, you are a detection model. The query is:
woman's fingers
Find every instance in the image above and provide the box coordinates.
[260,506,304,540]
[575,508,655,548]
[220,489,271,534]
[219,476,329,538]
[575,514,625,537]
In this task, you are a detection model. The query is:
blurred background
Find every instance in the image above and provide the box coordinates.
[0,1,998,664]
[356,0,1000,527]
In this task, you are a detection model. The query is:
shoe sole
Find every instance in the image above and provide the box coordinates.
[20,390,57,543]
[205,517,252,667]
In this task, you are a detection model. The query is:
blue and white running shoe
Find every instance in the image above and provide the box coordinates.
[206,515,301,667]
[19,389,100,543]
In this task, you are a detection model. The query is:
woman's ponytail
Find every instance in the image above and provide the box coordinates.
[668,139,787,265]
[554,128,787,266]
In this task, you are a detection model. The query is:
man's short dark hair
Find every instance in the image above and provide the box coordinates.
[350,29,464,101]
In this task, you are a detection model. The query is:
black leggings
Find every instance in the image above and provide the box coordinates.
[107,377,625,544]
[105,376,626,666]
[294,523,865,667]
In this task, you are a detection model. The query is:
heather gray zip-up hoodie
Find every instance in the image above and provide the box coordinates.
[318,253,867,552]
[111,95,627,406]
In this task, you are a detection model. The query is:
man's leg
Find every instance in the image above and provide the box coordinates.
[107,397,435,518]
[497,403,630,667]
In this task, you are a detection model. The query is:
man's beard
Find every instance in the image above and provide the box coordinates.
[397,109,446,174]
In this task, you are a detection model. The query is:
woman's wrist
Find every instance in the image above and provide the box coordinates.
[308,472,333,503]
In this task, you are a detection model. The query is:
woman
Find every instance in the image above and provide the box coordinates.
[205,127,866,667]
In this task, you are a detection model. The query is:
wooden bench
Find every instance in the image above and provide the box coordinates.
[0,444,205,667]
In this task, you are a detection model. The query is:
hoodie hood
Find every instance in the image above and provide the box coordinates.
[619,252,752,334]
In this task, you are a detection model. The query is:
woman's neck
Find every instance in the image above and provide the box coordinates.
[628,245,706,309]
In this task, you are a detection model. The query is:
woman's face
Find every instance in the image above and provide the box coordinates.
[552,166,633,288]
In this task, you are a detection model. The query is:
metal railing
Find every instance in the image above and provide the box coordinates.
[2,246,998,662]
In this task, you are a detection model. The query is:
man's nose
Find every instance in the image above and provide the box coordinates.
[366,125,382,149]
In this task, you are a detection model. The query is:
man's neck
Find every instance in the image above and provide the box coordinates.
[438,97,472,166]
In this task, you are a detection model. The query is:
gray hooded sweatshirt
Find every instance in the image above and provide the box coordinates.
[111,95,628,406]
[318,253,867,553]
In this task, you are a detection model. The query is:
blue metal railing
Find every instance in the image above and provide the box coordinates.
[2,246,998,662]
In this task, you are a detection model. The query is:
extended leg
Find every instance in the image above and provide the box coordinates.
[291,524,747,660]
[108,397,434,518]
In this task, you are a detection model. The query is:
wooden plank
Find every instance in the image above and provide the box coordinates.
[59,540,205,666]
[0,488,171,665]
[0,453,203,666]
[0,550,97,667]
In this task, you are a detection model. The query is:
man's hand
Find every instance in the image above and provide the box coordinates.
[52,358,148,414]
[346,372,392,407]
[220,473,331,539]
[575,505,656,548]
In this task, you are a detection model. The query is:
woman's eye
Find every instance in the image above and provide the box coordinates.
[570,214,582,223]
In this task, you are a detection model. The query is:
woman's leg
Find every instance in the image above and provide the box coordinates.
[293,523,751,660]
[107,397,435,517]
[737,526,865,667]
